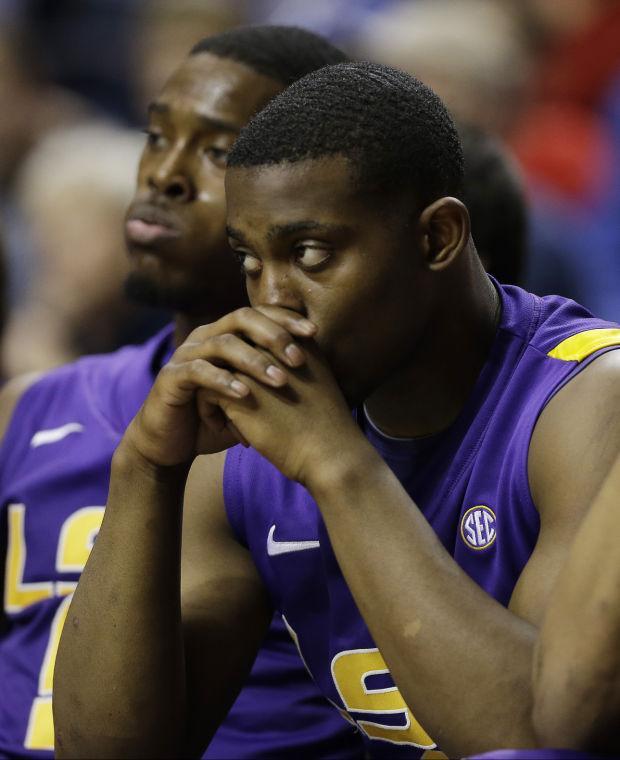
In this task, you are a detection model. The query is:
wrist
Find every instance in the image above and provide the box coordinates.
[113,437,192,486]
[304,435,384,500]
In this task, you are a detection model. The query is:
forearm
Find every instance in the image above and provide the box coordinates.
[308,445,537,756]
[54,442,190,758]
[533,457,620,751]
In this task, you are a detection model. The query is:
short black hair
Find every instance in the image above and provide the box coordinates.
[228,61,464,207]
[459,124,528,285]
[190,25,349,88]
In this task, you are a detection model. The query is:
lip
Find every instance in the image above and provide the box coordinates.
[125,203,183,246]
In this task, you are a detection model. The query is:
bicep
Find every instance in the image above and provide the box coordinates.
[510,351,620,625]
[181,451,272,754]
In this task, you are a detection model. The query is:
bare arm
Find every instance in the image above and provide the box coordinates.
[53,443,191,758]
[53,446,270,758]
[532,451,620,752]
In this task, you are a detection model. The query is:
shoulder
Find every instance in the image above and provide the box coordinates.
[0,371,44,442]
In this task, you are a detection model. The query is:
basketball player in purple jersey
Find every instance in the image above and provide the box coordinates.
[55,63,620,757]
[0,28,366,760]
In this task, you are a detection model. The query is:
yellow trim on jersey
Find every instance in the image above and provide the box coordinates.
[548,328,620,362]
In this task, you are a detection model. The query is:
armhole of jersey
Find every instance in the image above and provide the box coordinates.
[520,343,620,519]
[222,446,249,548]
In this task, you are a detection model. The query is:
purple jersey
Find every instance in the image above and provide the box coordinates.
[0,327,363,759]
[223,284,620,758]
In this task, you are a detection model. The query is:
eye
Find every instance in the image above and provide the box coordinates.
[142,128,167,150]
[295,242,332,270]
[233,249,262,276]
[204,146,229,169]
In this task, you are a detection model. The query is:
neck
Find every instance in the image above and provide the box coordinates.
[365,262,499,439]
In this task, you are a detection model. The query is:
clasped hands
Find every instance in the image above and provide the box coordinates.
[126,306,360,485]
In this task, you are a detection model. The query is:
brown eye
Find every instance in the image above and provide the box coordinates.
[204,146,229,168]
[142,129,166,150]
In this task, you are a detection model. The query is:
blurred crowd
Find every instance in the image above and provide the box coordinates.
[1,0,619,380]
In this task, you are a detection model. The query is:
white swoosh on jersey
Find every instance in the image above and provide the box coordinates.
[30,423,85,448]
[267,524,320,556]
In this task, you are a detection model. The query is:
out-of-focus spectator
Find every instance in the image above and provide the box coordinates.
[0,20,91,193]
[459,124,528,286]
[245,0,394,47]
[508,0,620,320]
[510,0,620,202]
[1,122,163,378]
[356,0,531,136]
[0,11,95,311]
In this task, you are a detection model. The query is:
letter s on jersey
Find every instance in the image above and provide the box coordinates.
[4,504,105,750]
[332,648,439,749]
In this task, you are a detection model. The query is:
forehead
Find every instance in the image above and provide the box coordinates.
[155,52,283,129]
[226,157,366,230]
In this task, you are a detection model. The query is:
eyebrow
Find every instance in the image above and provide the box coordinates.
[147,102,239,134]
[266,221,349,241]
[226,225,248,243]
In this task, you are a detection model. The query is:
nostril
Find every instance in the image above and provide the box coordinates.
[164,180,188,199]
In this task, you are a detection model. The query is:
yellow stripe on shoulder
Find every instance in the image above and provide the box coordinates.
[548,328,620,361]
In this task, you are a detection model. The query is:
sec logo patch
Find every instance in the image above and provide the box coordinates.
[460,505,497,550]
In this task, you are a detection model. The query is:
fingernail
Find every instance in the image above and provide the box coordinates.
[266,365,287,384]
[230,380,249,397]
[285,344,304,366]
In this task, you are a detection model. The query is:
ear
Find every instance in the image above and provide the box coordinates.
[417,197,470,271]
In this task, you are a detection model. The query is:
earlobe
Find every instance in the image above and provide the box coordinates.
[418,197,470,271]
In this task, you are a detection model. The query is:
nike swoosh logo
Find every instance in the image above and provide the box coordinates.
[30,423,84,448]
[267,524,320,556]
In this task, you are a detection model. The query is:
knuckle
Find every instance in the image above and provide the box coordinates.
[250,351,271,372]
[211,333,234,350]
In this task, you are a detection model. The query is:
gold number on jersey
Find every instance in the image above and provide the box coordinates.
[4,504,54,613]
[3,505,105,750]
[331,648,438,749]
[24,595,72,750]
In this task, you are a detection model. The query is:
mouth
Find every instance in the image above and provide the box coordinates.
[125,204,183,247]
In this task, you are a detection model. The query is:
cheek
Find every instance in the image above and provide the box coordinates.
[197,186,224,205]
[196,167,226,207]
[135,157,151,189]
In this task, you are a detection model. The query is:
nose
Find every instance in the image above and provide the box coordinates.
[148,146,195,203]
[253,264,306,315]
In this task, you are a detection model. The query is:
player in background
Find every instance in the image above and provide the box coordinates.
[0,27,365,760]
[531,450,620,753]
[459,123,527,286]
[53,62,620,758]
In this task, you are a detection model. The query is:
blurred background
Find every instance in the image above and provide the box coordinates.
[0,0,619,379]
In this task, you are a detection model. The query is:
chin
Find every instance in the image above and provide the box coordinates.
[124,271,195,312]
